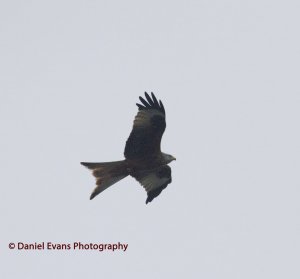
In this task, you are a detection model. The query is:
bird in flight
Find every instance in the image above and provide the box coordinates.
[81,92,176,204]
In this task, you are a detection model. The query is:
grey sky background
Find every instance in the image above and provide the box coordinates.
[1,0,299,278]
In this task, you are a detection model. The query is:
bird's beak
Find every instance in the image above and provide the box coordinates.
[173,156,176,161]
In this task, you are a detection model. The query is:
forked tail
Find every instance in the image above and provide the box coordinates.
[80,160,128,200]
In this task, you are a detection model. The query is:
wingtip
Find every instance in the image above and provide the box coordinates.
[136,92,165,114]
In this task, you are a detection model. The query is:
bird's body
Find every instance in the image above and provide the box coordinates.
[125,152,174,173]
[81,92,175,204]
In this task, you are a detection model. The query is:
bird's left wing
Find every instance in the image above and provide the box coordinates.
[124,92,166,160]
[131,165,172,204]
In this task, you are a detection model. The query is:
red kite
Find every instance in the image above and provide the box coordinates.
[81,92,176,204]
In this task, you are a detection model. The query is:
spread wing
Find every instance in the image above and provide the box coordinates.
[124,92,166,160]
[131,165,172,204]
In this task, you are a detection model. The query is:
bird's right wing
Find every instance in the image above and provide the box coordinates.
[124,92,166,160]
[131,165,172,204]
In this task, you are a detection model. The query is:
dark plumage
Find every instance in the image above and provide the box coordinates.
[81,92,176,204]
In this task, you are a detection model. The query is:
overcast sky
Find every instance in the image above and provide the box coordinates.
[1,1,299,278]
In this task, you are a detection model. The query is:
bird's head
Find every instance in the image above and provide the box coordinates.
[162,153,176,164]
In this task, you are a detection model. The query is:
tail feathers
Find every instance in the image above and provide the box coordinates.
[90,174,127,200]
[81,160,128,200]
[81,161,121,170]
